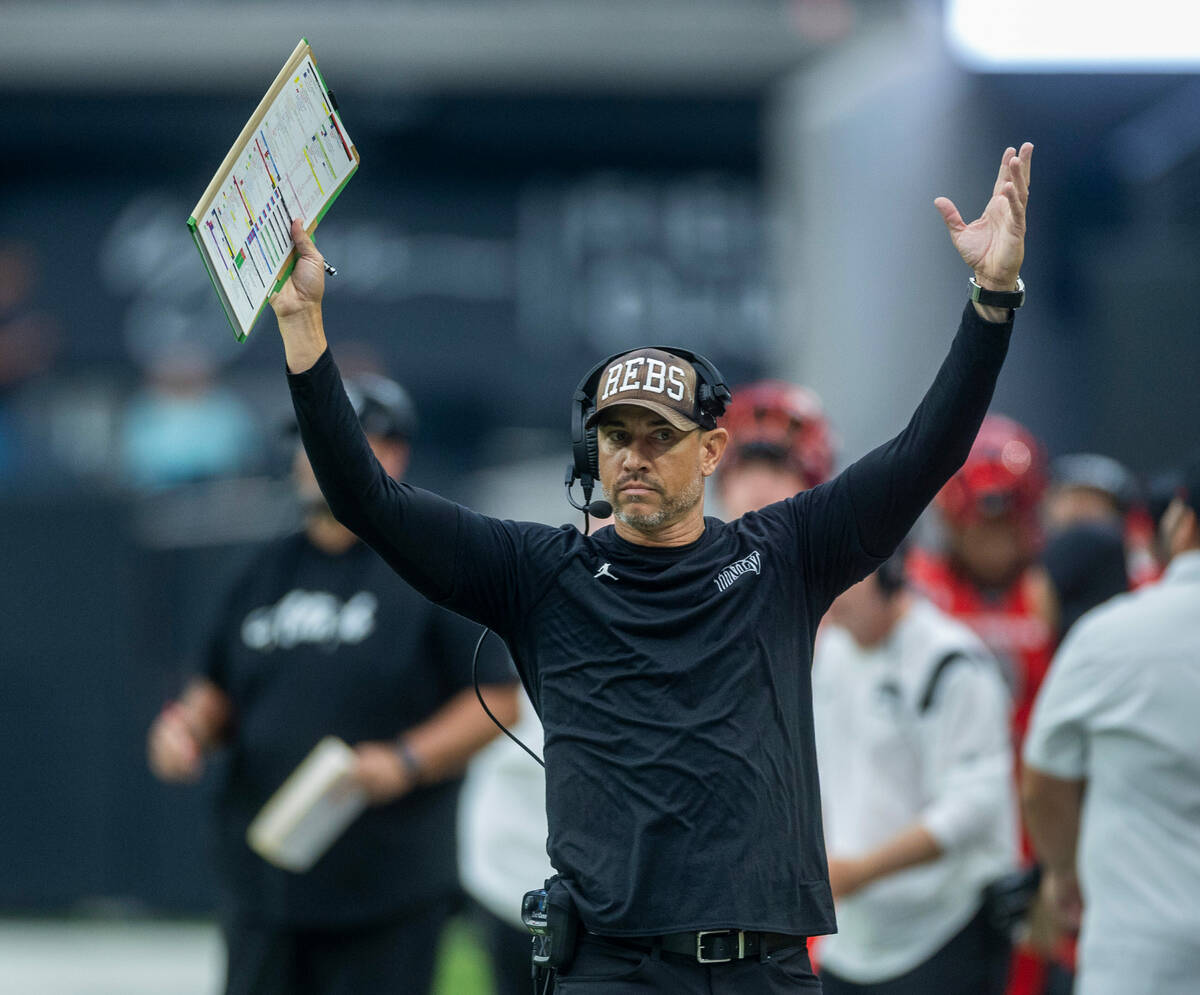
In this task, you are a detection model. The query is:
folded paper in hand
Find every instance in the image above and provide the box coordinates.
[247,736,367,873]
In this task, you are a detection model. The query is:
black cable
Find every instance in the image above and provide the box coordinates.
[472,502,603,769]
[472,626,545,768]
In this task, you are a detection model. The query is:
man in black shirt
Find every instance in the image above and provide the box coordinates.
[148,377,519,995]
[269,143,1033,993]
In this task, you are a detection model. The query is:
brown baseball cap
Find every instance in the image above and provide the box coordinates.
[585,348,701,431]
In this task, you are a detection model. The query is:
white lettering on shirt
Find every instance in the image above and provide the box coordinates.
[241,590,379,652]
[713,551,762,593]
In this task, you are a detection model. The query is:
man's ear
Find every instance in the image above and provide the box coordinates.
[371,438,410,481]
[700,427,729,477]
[1181,505,1200,551]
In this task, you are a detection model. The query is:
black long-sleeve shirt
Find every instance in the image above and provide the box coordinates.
[287,302,1013,937]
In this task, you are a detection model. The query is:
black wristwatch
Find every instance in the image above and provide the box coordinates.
[969,276,1025,309]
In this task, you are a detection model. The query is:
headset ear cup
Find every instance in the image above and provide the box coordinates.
[586,428,600,481]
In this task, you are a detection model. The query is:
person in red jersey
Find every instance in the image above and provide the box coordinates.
[907,414,1053,744]
[907,414,1065,995]
[716,380,835,519]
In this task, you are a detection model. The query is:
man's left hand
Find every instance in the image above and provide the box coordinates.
[352,741,419,804]
[935,142,1033,292]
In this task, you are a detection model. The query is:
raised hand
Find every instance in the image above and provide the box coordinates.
[269,218,326,319]
[935,142,1033,292]
[269,218,329,373]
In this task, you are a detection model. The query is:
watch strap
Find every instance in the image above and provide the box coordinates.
[969,276,1024,309]
[393,738,424,782]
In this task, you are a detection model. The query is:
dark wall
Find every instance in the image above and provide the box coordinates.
[979,72,1200,474]
[0,92,770,496]
[0,494,259,912]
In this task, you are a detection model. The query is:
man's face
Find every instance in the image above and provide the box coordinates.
[596,405,726,535]
[718,460,810,519]
[1046,485,1120,531]
[947,513,1029,589]
[827,574,895,648]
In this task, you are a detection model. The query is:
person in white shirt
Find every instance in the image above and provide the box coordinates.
[1022,453,1200,995]
[813,552,1018,994]
[458,691,555,995]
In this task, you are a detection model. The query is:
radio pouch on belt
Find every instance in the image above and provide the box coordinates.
[522,876,580,972]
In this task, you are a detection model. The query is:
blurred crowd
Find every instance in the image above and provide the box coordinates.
[713,383,1198,995]
[136,352,1197,994]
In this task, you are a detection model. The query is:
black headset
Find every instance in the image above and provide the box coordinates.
[564,346,732,519]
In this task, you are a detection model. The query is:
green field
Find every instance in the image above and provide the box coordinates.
[434,917,495,995]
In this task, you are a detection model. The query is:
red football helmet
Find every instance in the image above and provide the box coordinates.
[936,414,1047,540]
[719,380,834,489]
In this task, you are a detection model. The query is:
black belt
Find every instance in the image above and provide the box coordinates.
[588,928,804,964]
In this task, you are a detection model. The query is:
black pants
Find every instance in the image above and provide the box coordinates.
[553,933,822,993]
[819,905,1010,995]
[221,902,450,995]
[470,901,538,995]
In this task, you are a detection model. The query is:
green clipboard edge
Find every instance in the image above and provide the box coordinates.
[187,214,244,341]
[186,39,359,343]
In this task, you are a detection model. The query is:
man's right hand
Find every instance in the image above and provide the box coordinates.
[146,679,231,783]
[147,703,206,782]
[269,219,329,373]
[270,219,326,319]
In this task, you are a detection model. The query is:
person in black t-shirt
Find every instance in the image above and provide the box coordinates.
[267,143,1033,994]
[148,376,519,995]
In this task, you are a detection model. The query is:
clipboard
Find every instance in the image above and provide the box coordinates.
[187,39,359,341]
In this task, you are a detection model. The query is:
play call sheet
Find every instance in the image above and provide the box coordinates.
[195,56,355,332]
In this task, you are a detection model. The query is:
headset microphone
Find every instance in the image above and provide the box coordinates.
[587,498,613,518]
[569,492,612,518]
[563,465,612,521]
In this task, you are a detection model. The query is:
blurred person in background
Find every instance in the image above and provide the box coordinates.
[908,414,1054,743]
[905,414,1058,994]
[458,692,555,995]
[0,241,61,482]
[1046,452,1158,589]
[120,345,261,490]
[1039,521,1128,646]
[1144,469,1183,569]
[1022,451,1200,995]
[1044,453,1137,533]
[715,379,834,518]
[147,374,519,995]
[813,550,1017,995]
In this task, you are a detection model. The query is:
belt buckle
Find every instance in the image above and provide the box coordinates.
[696,929,744,964]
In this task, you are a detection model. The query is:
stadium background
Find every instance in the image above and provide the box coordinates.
[1,1,1197,991]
